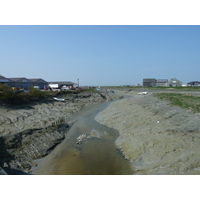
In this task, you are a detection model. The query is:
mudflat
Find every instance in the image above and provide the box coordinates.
[0,91,119,174]
[95,90,200,174]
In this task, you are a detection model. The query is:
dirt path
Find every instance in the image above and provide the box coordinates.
[95,91,200,174]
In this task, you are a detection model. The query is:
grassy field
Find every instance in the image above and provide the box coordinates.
[154,92,200,113]
[103,86,200,92]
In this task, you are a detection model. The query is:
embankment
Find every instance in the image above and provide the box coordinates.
[95,90,200,174]
[0,91,119,174]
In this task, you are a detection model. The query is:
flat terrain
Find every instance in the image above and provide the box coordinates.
[95,89,200,174]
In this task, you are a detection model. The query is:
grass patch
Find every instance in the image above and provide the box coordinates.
[155,93,200,113]
[146,87,200,91]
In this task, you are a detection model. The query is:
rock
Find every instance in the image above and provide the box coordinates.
[0,167,7,175]
[76,134,87,145]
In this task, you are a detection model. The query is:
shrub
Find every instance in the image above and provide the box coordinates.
[28,86,43,97]
[0,84,14,101]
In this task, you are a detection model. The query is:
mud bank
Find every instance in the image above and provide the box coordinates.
[0,91,120,174]
[95,91,200,174]
[32,101,133,175]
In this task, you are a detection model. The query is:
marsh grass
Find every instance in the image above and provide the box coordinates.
[155,93,200,113]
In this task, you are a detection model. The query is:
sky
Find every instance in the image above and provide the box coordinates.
[1,25,200,86]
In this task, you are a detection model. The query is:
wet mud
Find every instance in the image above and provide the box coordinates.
[33,100,134,175]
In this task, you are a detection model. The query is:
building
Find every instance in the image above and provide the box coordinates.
[0,75,12,87]
[187,81,200,87]
[143,78,157,87]
[156,79,168,87]
[143,78,182,87]
[8,77,33,90]
[29,78,48,89]
[164,78,182,87]
[1,74,77,90]
[48,81,77,90]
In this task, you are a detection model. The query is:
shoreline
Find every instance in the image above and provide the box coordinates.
[2,88,200,175]
[0,91,120,175]
[95,91,200,174]
[30,100,111,174]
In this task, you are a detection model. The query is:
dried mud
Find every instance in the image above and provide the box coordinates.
[95,90,200,174]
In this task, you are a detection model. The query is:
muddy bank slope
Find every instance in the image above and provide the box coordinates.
[0,91,119,174]
[95,92,200,175]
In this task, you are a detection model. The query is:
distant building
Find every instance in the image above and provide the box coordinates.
[143,78,182,87]
[0,75,12,87]
[1,74,77,90]
[143,78,157,87]
[164,78,182,87]
[29,78,48,89]
[187,81,200,87]
[8,77,33,90]
[156,79,168,87]
[48,81,76,90]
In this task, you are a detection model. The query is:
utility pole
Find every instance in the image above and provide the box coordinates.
[77,78,79,88]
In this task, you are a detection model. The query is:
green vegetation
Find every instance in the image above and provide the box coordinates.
[104,86,200,91]
[0,84,14,101]
[0,84,97,105]
[0,85,47,104]
[146,86,200,91]
[155,93,200,113]
[60,88,96,95]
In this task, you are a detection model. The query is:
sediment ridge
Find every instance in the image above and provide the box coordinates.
[95,90,200,174]
[0,91,119,174]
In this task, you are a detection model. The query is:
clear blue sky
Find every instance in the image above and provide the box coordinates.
[1,25,200,86]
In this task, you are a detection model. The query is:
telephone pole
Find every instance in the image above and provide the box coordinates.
[77,78,79,87]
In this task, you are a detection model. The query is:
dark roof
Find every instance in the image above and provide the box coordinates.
[187,81,200,84]
[0,75,12,82]
[143,78,156,82]
[0,75,6,79]
[29,78,48,83]
[8,77,32,82]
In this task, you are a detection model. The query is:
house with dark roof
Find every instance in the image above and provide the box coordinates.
[143,78,157,87]
[0,75,12,87]
[29,78,48,89]
[8,77,33,90]
[187,81,200,87]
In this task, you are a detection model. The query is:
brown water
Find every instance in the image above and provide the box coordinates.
[33,100,134,175]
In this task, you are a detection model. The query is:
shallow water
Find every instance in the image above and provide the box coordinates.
[33,100,134,175]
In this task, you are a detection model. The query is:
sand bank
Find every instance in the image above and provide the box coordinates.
[95,91,200,174]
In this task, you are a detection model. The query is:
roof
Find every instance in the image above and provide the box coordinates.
[0,75,12,82]
[187,81,200,84]
[8,77,32,82]
[48,81,76,85]
[29,78,48,83]
[156,79,168,83]
[143,78,156,82]
[0,75,6,79]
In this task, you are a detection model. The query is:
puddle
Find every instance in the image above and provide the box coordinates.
[33,100,134,175]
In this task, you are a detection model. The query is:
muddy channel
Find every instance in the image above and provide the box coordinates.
[32,99,134,175]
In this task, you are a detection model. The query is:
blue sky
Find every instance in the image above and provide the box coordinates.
[0,25,200,86]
